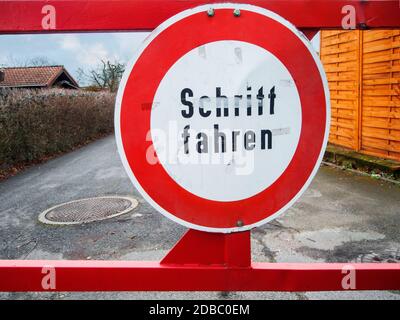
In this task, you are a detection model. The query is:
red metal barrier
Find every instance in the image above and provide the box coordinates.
[0,0,400,292]
[1,230,400,291]
[0,0,399,34]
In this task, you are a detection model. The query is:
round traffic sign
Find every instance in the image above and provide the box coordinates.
[115,3,330,233]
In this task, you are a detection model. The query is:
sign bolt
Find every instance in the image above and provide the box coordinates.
[233,9,241,17]
[236,220,244,227]
[207,8,215,17]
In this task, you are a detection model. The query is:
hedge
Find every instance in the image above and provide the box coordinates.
[0,88,115,169]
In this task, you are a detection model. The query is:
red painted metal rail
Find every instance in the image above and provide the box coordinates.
[0,0,399,34]
[1,230,400,291]
[2,260,400,291]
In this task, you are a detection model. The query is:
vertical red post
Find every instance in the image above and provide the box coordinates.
[161,229,251,267]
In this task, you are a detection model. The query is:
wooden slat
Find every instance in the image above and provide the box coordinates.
[330,93,358,100]
[362,118,400,130]
[363,30,400,42]
[321,55,358,64]
[323,46,357,55]
[363,110,400,119]
[363,78,400,85]
[329,128,355,139]
[330,103,357,110]
[331,112,355,120]
[326,72,358,79]
[363,89,400,96]
[363,65,400,75]
[324,65,357,73]
[362,129,400,139]
[331,120,356,129]
[360,148,400,162]
[363,42,400,54]
[363,100,399,107]
[363,53,400,64]
[362,136,400,151]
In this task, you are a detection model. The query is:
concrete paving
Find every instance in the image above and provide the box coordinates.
[0,135,399,300]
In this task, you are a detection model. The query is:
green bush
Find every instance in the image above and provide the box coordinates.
[0,88,115,167]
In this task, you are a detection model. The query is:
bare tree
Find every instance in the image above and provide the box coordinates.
[28,56,55,67]
[2,54,56,67]
[78,59,125,92]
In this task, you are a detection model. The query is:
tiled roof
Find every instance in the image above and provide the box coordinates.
[0,66,74,88]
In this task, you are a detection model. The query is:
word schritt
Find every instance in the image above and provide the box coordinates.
[180,85,277,154]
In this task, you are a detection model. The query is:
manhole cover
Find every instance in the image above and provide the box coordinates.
[355,248,400,263]
[39,196,138,225]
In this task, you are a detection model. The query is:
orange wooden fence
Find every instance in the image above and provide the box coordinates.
[320,30,400,161]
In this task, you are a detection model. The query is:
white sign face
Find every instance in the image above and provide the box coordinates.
[151,40,302,201]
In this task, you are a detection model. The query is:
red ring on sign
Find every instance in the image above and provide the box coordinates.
[119,8,327,229]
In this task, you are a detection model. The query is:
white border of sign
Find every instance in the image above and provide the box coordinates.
[115,3,331,233]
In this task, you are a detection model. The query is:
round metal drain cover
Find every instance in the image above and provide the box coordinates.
[355,248,400,263]
[39,196,138,225]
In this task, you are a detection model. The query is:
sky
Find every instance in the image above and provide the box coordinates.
[0,32,150,85]
[0,32,320,86]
